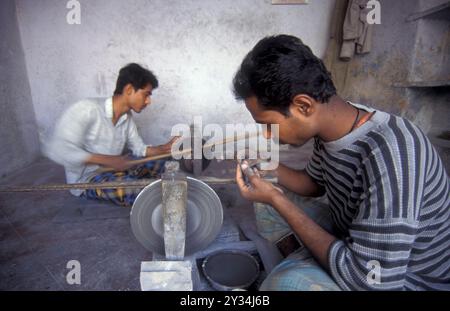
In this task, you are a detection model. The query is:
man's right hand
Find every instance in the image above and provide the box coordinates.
[86,154,132,172]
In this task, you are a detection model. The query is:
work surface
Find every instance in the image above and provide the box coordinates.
[0,144,313,291]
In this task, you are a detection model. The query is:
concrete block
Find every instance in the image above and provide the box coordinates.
[140,261,193,291]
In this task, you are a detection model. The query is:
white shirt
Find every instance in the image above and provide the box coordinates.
[46,97,149,196]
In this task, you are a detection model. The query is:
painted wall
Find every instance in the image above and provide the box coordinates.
[326,0,419,114]
[0,0,40,178]
[325,0,450,172]
[15,0,335,148]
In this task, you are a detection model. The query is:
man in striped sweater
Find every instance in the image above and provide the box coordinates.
[233,35,449,290]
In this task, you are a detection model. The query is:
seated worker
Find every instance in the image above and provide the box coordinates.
[233,35,449,290]
[47,63,177,207]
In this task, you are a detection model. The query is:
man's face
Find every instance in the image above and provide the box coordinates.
[244,96,318,147]
[129,84,153,113]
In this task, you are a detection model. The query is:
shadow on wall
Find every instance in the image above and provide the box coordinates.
[0,0,40,178]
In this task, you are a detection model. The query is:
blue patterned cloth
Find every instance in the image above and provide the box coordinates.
[260,248,341,291]
[255,192,341,291]
[83,159,166,207]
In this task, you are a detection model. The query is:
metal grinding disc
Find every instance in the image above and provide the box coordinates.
[130,177,223,256]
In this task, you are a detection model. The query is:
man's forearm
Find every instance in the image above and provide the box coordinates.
[146,145,169,158]
[85,154,130,171]
[86,154,114,166]
[271,193,337,269]
[276,164,325,197]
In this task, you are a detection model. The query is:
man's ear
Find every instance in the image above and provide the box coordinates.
[290,94,315,117]
[123,83,134,95]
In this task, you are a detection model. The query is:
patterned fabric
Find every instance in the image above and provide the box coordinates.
[260,248,341,291]
[255,191,338,243]
[83,159,166,207]
[255,192,341,291]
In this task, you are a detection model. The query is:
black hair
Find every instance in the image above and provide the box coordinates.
[113,63,159,95]
[233,35,336,115]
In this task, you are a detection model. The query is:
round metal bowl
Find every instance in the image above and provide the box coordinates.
[130,177,223,256]
[202,250,260,291]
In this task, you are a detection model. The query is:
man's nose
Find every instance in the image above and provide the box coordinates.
[145,97,151,105]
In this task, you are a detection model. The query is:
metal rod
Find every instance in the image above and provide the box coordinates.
[97,132,261,173]
[0,177,278,193]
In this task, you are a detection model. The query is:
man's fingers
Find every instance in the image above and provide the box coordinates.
[236,163,252,198]
[240,161,254,177]
[169,136,181,144]
[253,167,261,178]
[238,161,263,186]
[235,163,247,190]
[247,173,263,186]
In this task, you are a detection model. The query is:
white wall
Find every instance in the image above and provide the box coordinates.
[16,0,335,146]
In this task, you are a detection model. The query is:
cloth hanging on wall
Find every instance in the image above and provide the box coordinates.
[323,0,351,94]
[340,0,373,61]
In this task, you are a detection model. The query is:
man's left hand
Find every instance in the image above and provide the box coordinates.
[147,136,180,157]
[235,162,284,205]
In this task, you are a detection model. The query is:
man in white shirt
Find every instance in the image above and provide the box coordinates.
[47,63,176,206]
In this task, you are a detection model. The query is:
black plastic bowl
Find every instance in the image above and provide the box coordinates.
[202,250,260,291]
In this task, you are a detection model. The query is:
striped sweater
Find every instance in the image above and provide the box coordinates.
[305,102,450,290]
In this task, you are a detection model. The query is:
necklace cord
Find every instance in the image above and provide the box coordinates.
[349,107,360,134]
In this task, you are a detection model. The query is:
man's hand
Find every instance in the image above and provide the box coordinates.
[235,161,284,205]
[160,136,180,154]
[146,136,180,157]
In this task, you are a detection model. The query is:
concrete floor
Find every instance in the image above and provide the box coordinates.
[0,144,313,291]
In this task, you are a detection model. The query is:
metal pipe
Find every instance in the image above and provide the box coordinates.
[0,177,278,193]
